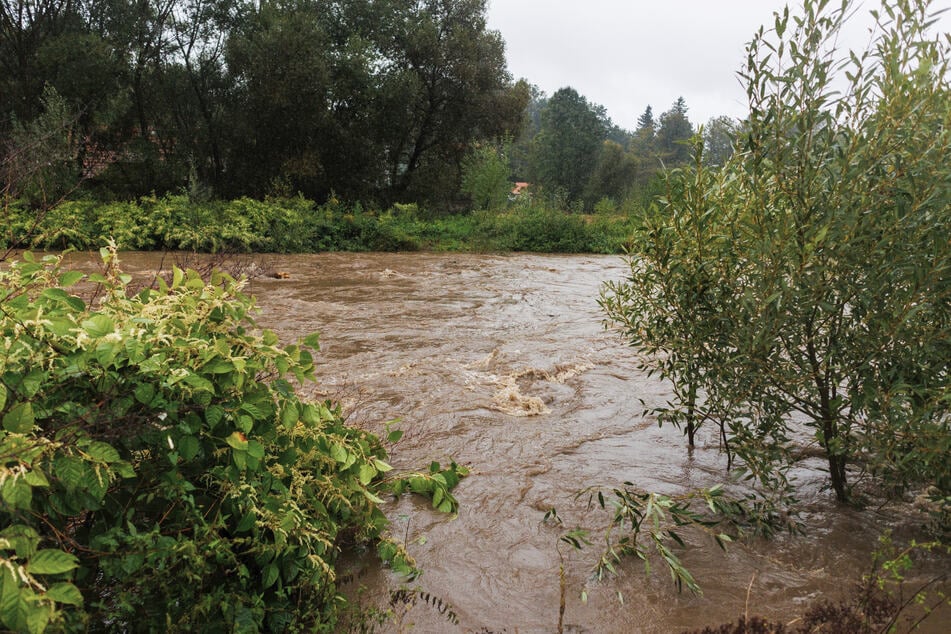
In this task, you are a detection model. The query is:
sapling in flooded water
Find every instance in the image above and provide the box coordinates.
[602,0,951,516]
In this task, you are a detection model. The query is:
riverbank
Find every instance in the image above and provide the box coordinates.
[2,195,638,255]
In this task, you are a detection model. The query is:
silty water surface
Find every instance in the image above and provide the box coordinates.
[106,251,948,633]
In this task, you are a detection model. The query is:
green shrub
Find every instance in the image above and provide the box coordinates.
[2,194,635,254]
[476,206,592,253]
[0,249,438,632]
[27,200,97,250]
[460,144,510,211]
[601,0,951,507]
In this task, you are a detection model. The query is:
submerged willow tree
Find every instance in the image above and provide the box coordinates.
[602,0,950,511]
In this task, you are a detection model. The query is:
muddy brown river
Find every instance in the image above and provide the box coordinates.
[74,252,949,632]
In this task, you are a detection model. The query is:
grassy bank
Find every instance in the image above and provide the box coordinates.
[1,195,638,254]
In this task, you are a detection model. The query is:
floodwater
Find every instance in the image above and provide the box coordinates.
[83,252,949,633]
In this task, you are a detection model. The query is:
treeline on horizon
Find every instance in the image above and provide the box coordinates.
[1,0,736,216]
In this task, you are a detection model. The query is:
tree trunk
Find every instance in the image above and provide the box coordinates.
[822,414,849,502]
[685,379,697,448]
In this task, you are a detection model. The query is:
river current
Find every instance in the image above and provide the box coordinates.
[81,251,947,633]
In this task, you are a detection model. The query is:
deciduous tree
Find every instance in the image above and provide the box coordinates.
[602,0,951,512]
[530,86,606,203]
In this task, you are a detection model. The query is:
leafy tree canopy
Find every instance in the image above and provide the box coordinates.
[603,0,951,511]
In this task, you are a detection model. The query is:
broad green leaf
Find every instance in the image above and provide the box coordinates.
[206,360,233,374]
[0,566,21,629]
[262,564,279,590]
[300,404,319,424]
[237,416,253,433]
[22,470,49,488]
[236,512,256,533]
[363,489,384,504]
[247,440,265,460]
[0,526,39,558]
[205,405,224,428]
[26,601,49,634]
[48,317,75,336]
[134,383,155,405]
[18,371,44,399]
[40,288,71,302]
[53,456,86,491]
[0,385,6,411]
[225,432,248,451]
[409,477,429,494]
[239,403,264,420]
[182,373,213,392]
[178,436,200,461]
[45,582,84,606]
[81,314,114,338]
[27,549,78,575]
[3,402,34,433]
[281,403,299,429]
[58,271,84,287]
[372,459,393,473]
[113,461,136,479]
[119,554,144,575]
[358,464,377,485]
[1,480,32,510]
[83,441,120,463]
[65,295,85,311]
[330,444,348,464]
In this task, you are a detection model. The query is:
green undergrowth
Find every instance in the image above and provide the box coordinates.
[1,195,638,254]
[0,248,466,632]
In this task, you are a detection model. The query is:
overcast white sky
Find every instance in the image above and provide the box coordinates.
[485,0,950,129]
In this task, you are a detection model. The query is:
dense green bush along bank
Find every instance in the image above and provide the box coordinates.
[0,249,467,632]
[1,195,638,254]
